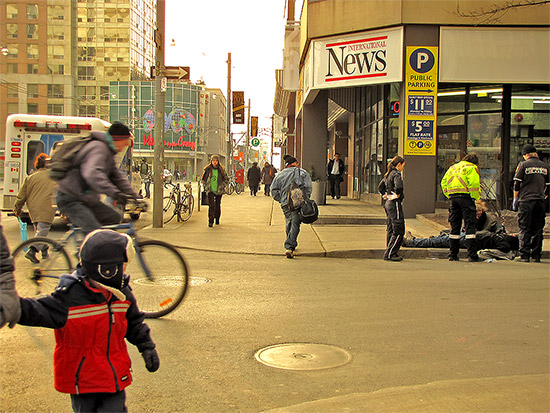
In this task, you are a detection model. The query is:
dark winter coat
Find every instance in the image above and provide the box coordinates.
[261,165,276,185]
[247,165,261,187]
[201,164,228,195]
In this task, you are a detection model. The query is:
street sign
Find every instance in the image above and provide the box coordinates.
[150,66,190,80]
[251,137,260,147]
[404,46,438,156]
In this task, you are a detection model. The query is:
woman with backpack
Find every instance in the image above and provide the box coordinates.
[261,163,276,196]
[377,156,406,262]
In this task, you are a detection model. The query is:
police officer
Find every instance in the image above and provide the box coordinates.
[441,153,481,262]
[512,144,549,263]
[377,155,406,261]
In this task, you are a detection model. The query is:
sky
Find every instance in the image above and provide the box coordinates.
[165,0,303,138]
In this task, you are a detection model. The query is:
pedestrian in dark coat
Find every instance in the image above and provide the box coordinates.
[261,163,276,196]
[513,143,550,262]
[247,162,261,196]
[201,155,228,227]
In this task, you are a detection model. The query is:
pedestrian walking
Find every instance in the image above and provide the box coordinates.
[0,228,159,413]
[377,156,406,261]
[512,143,549,262]
[201,154,228,227]
[441,153,481,262]
[247,162,261,196]
[56,122,140,234]
[261,163,276,196]
[271,154,312,258]
[327,153,345,199]
[13,153,56,263]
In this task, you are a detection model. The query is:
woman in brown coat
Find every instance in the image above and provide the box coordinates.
[261,163,277,196]
[14,153,56,263]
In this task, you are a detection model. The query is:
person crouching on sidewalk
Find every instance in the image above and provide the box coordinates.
[0,228,159,413]
[201,154,228,227]
[270,155,312,258]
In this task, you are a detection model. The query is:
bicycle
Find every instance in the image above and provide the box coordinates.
[163,182,194,223]
[226,177,244,195]
[11,209,189,318]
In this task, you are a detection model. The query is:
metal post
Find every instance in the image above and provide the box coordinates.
[245,99,250,172]
[152,0,165,228]
[226,52,232,171]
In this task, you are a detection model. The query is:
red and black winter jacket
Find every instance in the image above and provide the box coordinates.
[18,271,155,395]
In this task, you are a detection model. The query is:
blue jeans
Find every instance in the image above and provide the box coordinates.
[283,207,301,251]
[57,192,122,234]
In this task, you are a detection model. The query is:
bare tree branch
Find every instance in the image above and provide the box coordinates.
[455,0,550,24]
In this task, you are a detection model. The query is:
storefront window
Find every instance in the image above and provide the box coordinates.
[469,86,502,112]
[437,86,465,113]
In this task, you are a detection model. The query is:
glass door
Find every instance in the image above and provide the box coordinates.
[436,126,465,206]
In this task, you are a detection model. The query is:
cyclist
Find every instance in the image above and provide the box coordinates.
[56,122,140,234]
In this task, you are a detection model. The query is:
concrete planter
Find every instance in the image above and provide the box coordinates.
[311,180,327,205]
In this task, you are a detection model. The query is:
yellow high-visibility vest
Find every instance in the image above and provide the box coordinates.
[441,160,480,200]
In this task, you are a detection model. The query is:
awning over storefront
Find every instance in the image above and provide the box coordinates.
[273,69,291,117]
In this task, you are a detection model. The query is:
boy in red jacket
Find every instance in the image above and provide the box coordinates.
[0,228,159,412]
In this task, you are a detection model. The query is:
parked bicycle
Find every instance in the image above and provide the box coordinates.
[10,204,189,318]
[163,182,194,223]
[226,176,244,195]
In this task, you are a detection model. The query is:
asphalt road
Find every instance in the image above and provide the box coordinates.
[1,216,548,412]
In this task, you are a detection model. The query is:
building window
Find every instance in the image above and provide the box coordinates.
[27,4,38,19]
[48,104,64,116]
[7,83,18,99]
[7,102,19,116]
[27,44,38,59]
[27,84,39,98]
[78,66,95,80]
[47,84,64,98]
[7,63,18,74]
[27,103,39,114]
[48,64,65,75]
[27,24,38,40]
[6,44,18,58]
[48,4,64,20]
[7,4,18,19]
[27,64,38,74]
[7,24,18,39]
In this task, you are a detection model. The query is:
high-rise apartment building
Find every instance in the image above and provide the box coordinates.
[0,0,156,157]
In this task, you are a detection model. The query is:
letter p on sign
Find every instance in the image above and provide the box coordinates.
[409,48,435,74]
[416,53,429,69]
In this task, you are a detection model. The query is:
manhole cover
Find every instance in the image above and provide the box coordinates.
[132,276,187,287]
[255,343,351,371]
[133,276,210,286]
[189,276,210,286]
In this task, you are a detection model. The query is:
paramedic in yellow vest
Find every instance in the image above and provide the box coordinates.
[441,153,481,262]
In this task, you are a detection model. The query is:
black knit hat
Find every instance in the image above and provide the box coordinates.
[283,154,298,166]
[108,122,131,140]
[79,230,133,290]
[521,144,537,155]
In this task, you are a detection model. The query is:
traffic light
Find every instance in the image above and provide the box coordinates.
[250,116,258,137]
[232,91,245,124]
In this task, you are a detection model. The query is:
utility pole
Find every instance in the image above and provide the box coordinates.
[226,52,232,171]
[153,0,165,228]
[245,98,251,172]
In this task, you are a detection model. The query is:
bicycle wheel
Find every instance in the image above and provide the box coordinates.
[177,195,194,222]
[235,183,244,194]
[226,182,234,195]
[163,196,177,224]
[12,238,72,298]
[127,240,189,318]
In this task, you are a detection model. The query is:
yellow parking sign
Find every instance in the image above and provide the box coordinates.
[404,46,438,156]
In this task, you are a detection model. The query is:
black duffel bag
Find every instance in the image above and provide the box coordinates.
[298,199,318,224]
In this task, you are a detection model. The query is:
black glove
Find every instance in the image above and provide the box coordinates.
[114,193,132,205]
[142,348,159,372]
[136,200,148,213]
[0,271,21,329]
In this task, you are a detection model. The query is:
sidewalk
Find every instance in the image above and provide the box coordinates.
[140,185,549,260]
